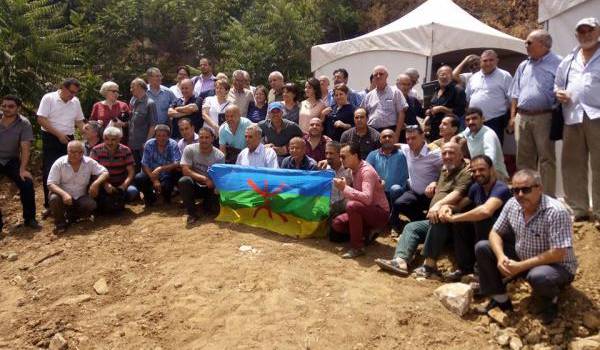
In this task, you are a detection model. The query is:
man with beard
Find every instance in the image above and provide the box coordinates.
[438,155,511,281]
[366,129,409,204]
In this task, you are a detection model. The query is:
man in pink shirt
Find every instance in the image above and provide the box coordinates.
[332,144,390,258]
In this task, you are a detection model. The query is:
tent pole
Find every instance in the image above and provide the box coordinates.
[425,56,433,83]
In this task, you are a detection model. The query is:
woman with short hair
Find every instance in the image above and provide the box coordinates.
[298,77,326,133]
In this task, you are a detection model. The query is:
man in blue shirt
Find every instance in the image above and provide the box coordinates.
[366,129,409,205]
[329,68,363,108]
[280,137,318,170]
[134,124,181,206]
[146,67,177,125]
[509,29,561,197]
[438,155,511,280]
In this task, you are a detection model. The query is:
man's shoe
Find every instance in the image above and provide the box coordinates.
[41,209,51,220]
[573,214,589,222]
[341,248,365,259]
[475,298,513,314]
[375,257,409,276]
[444,269,471,282]
[412,265,442,280]
[24,219,41,230]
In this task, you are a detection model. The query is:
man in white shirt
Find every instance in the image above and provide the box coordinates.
[236,124,278,168]
[47,141,108,233]
[37,78,86,212]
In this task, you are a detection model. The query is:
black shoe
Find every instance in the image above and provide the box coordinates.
[53,223,68,234]
[24,219,41,230]
[41,209,51,220]
[476,298,513,314]
[444,269,471,282]
[186,215,199,226]
[540,299,559,325]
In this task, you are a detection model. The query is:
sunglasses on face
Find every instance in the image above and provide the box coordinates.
[510,185,538,195]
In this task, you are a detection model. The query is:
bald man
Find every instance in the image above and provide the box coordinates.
[280,137,318,170]
[168,78,204,139]
[396,73,424,128]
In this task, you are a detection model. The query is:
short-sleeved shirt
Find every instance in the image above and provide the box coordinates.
[430,159,472,207]
[460,125,508,179]
[340,127,381,160]
[177,133,199,154]
[258,118,303,148]
[147,85,177,125]
[180,144,224,176]
[236,143,279,168]
[141,138,181,180]
[284,103,300,124]
[361,85,408,129]
[202,96,231,126]
[246,102,267,123]
[303,134,331,162]
[468,180,511,221]
[325,103,355,141]
[400,143,442,195]
[510,52,562,111]
[37,90,85,135]
[129,94,157,151]
[170,95,203,139]
[493,195,578,274]
[90,143,134,186]
[280,155,318,170]
[47,155,108,199]
[90,101,130,127]
[192,75,216,96]
[0,116,34,165]
[219,117,252,150]
[466,68,512,120]
[227,88,254,118]
[170,84,182,100]
[298,99,327,133]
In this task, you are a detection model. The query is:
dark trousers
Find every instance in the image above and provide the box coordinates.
[475,240,574,298]
[453,219,493,272]
[42,132,69,207]
[390,189,431,228]
[96,186,139,214]
[132,150,143,173]
[49,193,97,226]
[134,172,175,204]
[178,176,219,217]
[484,114,508,145]
[0,158,36,221]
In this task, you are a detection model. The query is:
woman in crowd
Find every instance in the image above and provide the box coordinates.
[282,83,300,124]
[298,77,326,133]
[90,81,131,142]
[246,85,268,123]
[202,79,231,135]
[169,66,191,99]
[321,84,355,141]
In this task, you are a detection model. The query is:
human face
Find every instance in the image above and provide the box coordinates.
[380,130,395,150]
[130,83,143,98]
[255,89,266,105]
[480,53,498,75]
[225,109,240,128]
[233,75,245,91]
[372,67,388,89]
[526,35,548,60]
[465,113,484,133]
[198,129,214,150]
[62,84,80,101]
[83,124,99,141]
[406,130,425,152]
[215,83,227,98]
[270,109,283,123]
[396,76,412,95]
[178,121,194,140]
[319,77,329,94]
[339,147,358,169]
[334,89,348,106]
[439,116,457,139]
[147,73,162,87]
[282,88,295,103]
[288,140,305,160]
[576,26,600,50]
[0,100,19,118]
[471,159,492,185]
[245,129,260,150]
[155,130,169,146]
[180,80,193,99]
[176,68,189,83]
[103,134,121,150]
[511,175,542,211]
[441,144,462,170]
[437,67,452,87]
[199,59,211,75]
[305,82,315,99]
[308,118,323,137]
[325,146,340,166]
[333,72,347,85]
[354,110,367,129]
[67,144,84,164]
[269,75,283,90]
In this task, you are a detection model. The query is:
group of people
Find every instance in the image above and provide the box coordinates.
[1,17,599,324]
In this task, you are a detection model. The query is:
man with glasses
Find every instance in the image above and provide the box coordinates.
[555,17,600,229]
[361,65,407,142]
[508,29,561,197]
[474,169,577,324]
[0,95,40,232]
[37,78,85,215]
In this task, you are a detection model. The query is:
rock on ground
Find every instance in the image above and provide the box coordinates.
[488,307,511,327]
[433,283,473,316]
[93,278,109,295]
[49,332,67,350]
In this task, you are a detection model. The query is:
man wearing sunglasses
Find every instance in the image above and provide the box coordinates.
[474,169,577,324]
[37,78,85,215]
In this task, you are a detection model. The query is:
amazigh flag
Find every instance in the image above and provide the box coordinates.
[208,164,334,238]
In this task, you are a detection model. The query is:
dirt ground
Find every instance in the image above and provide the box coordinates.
[0,179,598,350]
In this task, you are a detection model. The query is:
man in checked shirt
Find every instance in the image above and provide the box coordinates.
[475,169,578,324]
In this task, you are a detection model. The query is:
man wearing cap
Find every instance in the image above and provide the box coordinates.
[258,102,303,165]
[555,17,600,229]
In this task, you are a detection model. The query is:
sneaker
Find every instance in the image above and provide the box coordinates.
[412,265,441,280]
[374,257,409,276]
[475,298,513,314]
[24,219,42,230]
[341,248,365,259]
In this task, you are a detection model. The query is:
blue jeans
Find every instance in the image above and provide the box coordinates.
[394,220,450,263]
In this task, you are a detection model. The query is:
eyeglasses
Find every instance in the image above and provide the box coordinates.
[510,185,538,195]
[108,90,120,94]
[373,72,386,77]
[1,104,18,109]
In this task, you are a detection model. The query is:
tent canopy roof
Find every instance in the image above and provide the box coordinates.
[311,0,525,72]
[538,0,589,22]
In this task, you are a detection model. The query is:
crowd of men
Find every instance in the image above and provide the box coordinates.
[1,18,599,324]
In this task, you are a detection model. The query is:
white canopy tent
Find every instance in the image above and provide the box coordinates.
[538,0,600,56]
[311,0,527,91]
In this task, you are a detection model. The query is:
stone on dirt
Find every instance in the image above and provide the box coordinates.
[49,332,67,350]
[434,283,473,316]
[568,335,600,350]
[54,294,92,306]
[7,252,18,261]
[510,336,524,350]
[93,278,109,295]
[488,307,511,327]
